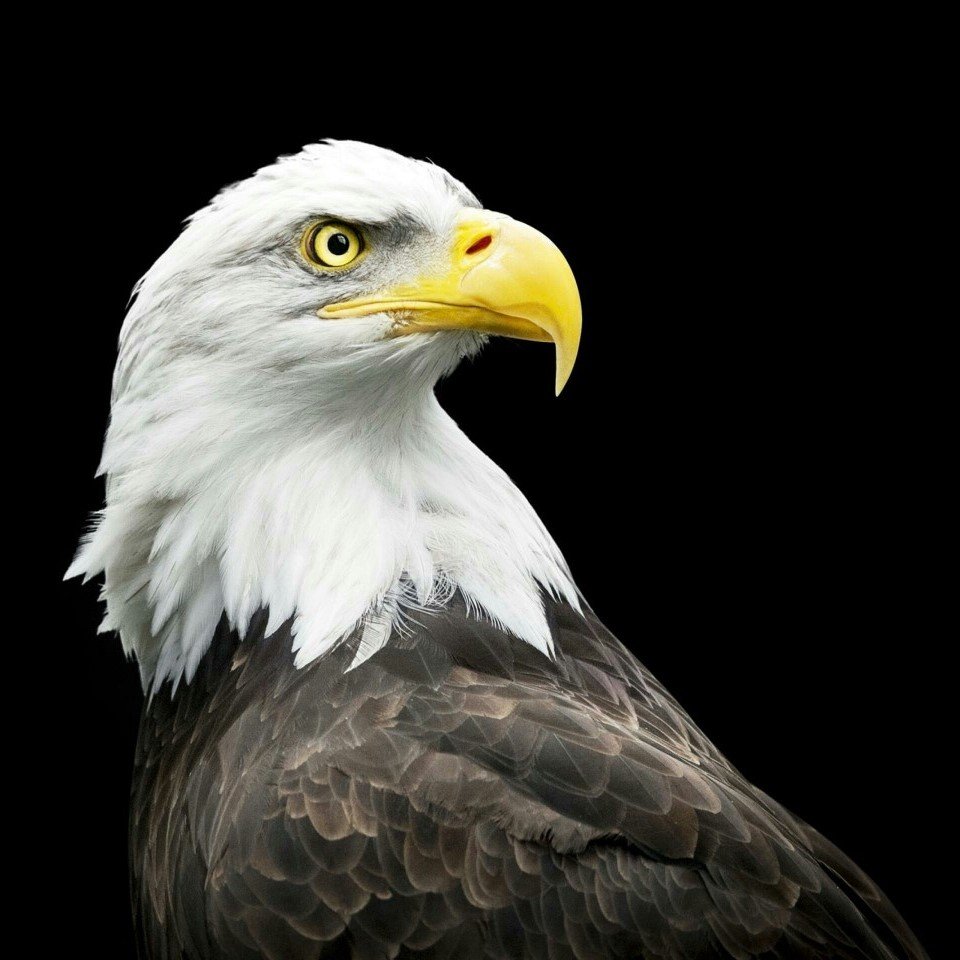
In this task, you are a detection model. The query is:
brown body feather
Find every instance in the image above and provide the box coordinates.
[132,596,926,959]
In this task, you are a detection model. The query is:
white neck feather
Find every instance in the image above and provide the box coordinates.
[69,333,579,691]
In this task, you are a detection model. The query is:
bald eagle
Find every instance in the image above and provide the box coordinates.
[69,141,926,960]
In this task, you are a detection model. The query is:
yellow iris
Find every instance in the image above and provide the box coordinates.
[303,222,364,268]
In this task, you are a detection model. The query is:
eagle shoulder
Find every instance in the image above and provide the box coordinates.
[131,599,925,959]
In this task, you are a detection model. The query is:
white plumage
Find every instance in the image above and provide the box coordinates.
[68,141,579,690]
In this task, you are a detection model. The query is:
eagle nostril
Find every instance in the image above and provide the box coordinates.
[465,235,493,256]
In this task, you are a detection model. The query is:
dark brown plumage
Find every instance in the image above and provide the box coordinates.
[132,595,926,959]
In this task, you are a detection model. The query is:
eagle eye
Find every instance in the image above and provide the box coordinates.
[302,221,364,269]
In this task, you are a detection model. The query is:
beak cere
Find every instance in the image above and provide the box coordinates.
[317,210,583,394]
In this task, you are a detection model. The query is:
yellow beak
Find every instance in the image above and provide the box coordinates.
[317,210,582,394]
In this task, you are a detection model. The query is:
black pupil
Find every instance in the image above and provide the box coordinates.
[326,232,350,257]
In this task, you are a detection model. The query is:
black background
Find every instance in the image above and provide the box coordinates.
[44,82,944,957]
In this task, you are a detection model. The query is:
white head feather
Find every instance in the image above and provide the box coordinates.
[68,140,580,691]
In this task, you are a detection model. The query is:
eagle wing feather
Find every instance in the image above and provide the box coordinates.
[132,598,926,959]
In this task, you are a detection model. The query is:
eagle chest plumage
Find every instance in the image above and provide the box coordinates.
[131,597,915,960]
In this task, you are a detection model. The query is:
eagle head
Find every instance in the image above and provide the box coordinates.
[69,141,583,690]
